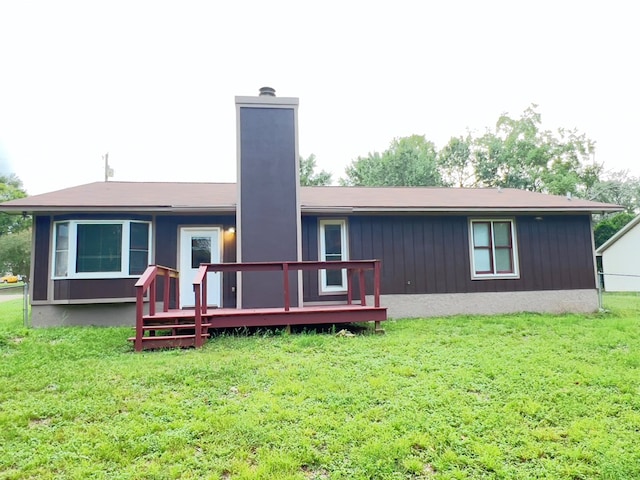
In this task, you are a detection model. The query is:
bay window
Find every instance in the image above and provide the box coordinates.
[53,220,151,278]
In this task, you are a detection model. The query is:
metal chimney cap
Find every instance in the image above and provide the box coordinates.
[259,86,276,97]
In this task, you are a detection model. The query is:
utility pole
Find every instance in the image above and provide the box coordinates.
[104,153,114,181]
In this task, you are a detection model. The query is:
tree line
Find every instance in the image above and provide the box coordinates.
[0,174,31,278]
[2,105,638,278]
[301,105,639,247]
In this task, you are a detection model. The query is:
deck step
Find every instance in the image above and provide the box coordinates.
[141,323,212,331]
[142,310,200,320]
[128,334,210,350]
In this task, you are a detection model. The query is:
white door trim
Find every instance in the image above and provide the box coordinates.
[178,226,223,308]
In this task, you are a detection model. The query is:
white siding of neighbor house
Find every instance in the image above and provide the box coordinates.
[601,220,640,292]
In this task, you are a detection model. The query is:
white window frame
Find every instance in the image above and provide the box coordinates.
[319,219,349,293]
[468,218,520,280]
[52,220,152,279]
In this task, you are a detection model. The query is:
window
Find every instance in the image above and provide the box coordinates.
[469,219,519,279]
[52,220,151,278]
[319,219,348,292]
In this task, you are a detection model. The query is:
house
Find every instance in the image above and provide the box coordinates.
[596,214,640,292]
[0,88,622,327]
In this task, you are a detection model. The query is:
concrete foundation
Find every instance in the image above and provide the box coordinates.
[368,289,599,319]
[30,303,138,327]
[30,289,600,327]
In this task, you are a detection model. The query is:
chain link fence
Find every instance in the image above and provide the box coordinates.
[0,283,29,327]
[597,272,640,310]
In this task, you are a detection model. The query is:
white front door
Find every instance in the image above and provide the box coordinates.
[179,227,222,308]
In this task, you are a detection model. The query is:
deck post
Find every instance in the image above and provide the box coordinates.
[135,287,144,352]
[283,262,290,311]
[194,284,203,348]
[359,269,366,306]
[347,269,353,305]
[175,271,180,309]
[374,260,381,307]
[163,269,170,312]
[149,279,156,317]
[202,271,207,314]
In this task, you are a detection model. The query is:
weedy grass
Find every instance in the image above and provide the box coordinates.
[1,294,639,479]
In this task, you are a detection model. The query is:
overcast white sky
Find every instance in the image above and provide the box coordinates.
[1,0,638,195]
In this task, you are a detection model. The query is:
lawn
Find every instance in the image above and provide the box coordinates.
[1,295,639,479]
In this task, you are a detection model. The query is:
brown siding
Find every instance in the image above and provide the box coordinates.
[302,214,596,302]
[154,215,237,308]
[32,215,51,301]
[38,213,236,305]
[54,278,138,300]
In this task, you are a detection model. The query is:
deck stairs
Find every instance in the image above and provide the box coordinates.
[131,309,211,350]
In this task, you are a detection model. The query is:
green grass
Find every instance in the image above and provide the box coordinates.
[1,295,639,479]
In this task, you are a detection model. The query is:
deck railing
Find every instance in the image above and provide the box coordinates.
[134,265,180,351]
[192,259,382,318]
[133,261,383,350]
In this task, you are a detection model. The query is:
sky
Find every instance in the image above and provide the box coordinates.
[1,0,638,195]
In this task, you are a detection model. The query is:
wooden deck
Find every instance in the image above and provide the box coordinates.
[130,261,387,351]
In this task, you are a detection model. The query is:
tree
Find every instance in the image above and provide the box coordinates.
[593,212,635,248]
[299,154,332,186]
[467,105,600,197]
[342,135,444,187]
[437,135,473,187]
[0,174,31,236]
[586,170,639,214]
[0,228,31,277]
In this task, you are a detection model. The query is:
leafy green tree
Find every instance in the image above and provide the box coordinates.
[0,228,31,277]
[342,135,443,187]
[471,105,598,195]
[438,135,473,187]
[594,212,635,248]
[587,170,639,213]
[299,154,332,186]
[0,174,31,236]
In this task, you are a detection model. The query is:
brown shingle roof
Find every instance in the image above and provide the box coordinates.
[0,181,622,214]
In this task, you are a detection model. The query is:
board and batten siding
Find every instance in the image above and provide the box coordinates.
[154,215,237,308]
[32,215,51,301]
[301,214,596,302]
[32,213,238,306]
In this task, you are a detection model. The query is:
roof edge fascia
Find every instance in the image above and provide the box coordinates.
[0,206,237,214]
[2,205,623,215]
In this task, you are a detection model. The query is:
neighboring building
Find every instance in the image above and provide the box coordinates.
[596,214,640,292]
[0,89,622,326]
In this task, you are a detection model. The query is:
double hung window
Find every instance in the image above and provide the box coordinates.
[469,219,519,279]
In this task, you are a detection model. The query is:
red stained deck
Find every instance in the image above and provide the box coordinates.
[130,261,387,351]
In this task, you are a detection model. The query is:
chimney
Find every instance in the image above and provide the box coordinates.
[235,88,301,308]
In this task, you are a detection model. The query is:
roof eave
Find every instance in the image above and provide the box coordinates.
[2,204,623,215]
[303,206,623,214]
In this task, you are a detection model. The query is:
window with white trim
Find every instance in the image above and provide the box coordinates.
[469,219,519,279]
[319,219,348,292]
[52,220,151,279]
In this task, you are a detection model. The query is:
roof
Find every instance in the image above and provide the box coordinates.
[595,214,640,254]
[0,181,623,214]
